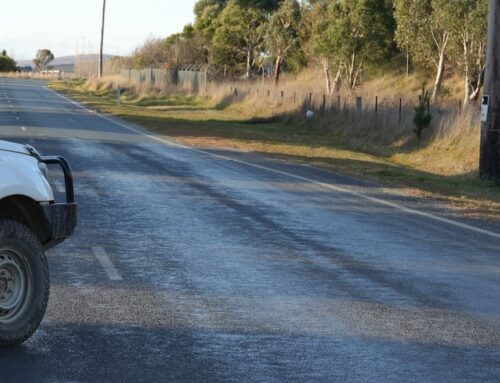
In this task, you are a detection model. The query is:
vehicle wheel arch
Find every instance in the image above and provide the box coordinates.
[0,195,50,245]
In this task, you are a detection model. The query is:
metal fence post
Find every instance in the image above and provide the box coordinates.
[356,96,362,112]
[399,98,402,125]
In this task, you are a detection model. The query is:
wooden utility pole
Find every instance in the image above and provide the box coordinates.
[98,0,106,78]
[480,0,500,180]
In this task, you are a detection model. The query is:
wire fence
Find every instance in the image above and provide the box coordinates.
[118,64,479,138]
[120,65,208,92]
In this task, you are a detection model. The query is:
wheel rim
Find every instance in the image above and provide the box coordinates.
[0,248,33,324]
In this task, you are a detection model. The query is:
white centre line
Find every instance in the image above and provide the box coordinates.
[21,126,26,131]
[15,117,20,121]
[92,247,123,281]
[46,87,500,240]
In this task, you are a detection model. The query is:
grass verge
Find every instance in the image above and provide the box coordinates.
[49,80,500,218]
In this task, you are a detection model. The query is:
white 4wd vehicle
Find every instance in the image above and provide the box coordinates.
[0,140,76,346]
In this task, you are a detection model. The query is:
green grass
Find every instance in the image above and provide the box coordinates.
[48,80,500,216]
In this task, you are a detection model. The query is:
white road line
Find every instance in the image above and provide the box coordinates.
[92,247,123,281]
[21,126,26,131]
[45,87,500,240]
[15,117,19,121]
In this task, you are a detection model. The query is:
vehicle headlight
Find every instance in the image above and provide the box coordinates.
[38,162,50,181]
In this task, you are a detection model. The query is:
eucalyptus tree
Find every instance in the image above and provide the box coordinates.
[194,0,229,39]
[212,0,267,78]
[164,25,209,67]
[395,0,451,101]
[237,0,281,10]
[312,0,395,91]
[394,0,430,76]
[307,0,337,93]
[265,0,301,85]
[0,55,16,72]
[444,0,488,105]
[395,0,488,102]
[33,49,54,70]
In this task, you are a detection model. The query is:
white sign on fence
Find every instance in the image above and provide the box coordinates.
[481,95,490,122]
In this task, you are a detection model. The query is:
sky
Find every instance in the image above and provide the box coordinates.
[0,0,198,62]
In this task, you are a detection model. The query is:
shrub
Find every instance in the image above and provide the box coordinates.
[413,87,432,140]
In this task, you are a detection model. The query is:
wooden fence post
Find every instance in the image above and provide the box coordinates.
[356,96,363,112]
[116,85,121,106]
[399,98,402,124]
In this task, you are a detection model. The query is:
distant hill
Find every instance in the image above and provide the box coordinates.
[18,54,115,71]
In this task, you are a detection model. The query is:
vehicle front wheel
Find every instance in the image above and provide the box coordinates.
[0,219,49,346]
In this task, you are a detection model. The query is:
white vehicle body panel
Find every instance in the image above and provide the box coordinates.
[0,140,54,202]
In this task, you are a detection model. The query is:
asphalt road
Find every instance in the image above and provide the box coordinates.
[0,78,499,382]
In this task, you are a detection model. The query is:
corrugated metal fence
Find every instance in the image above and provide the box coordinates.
[120,66,208,92]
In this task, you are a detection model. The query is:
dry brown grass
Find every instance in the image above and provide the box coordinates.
[0,71,75,80]
[392,108,480,176]
[50,76,500,214]
[77,70,482,178]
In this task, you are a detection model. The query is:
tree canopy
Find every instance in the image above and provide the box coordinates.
[127,0,489,100]
[212,0,267,77]
[0,51,17,72]
[33,49,54,70]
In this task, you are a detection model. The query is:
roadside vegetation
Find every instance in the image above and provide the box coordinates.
[0,50,17,72]
[124,0,487,106]
[42,0,499,215]
[50,75,500,216]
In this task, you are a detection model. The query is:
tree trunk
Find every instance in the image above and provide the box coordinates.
[463,40,471,107]
[322,58,331,94]
[406,50,410,76]
[273,55,282,86]
[333,68,341,92]
[348,52,356,88]
[464,69,471,106]
[431,49,445,102]
[470,43,486,101]
[352,62,363,89]
[470,67,485,101]
[246,44,252,80]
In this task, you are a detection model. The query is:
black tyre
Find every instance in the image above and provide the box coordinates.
[0,219,49,346]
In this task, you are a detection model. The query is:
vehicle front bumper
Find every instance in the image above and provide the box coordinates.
[26,150,78,250]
